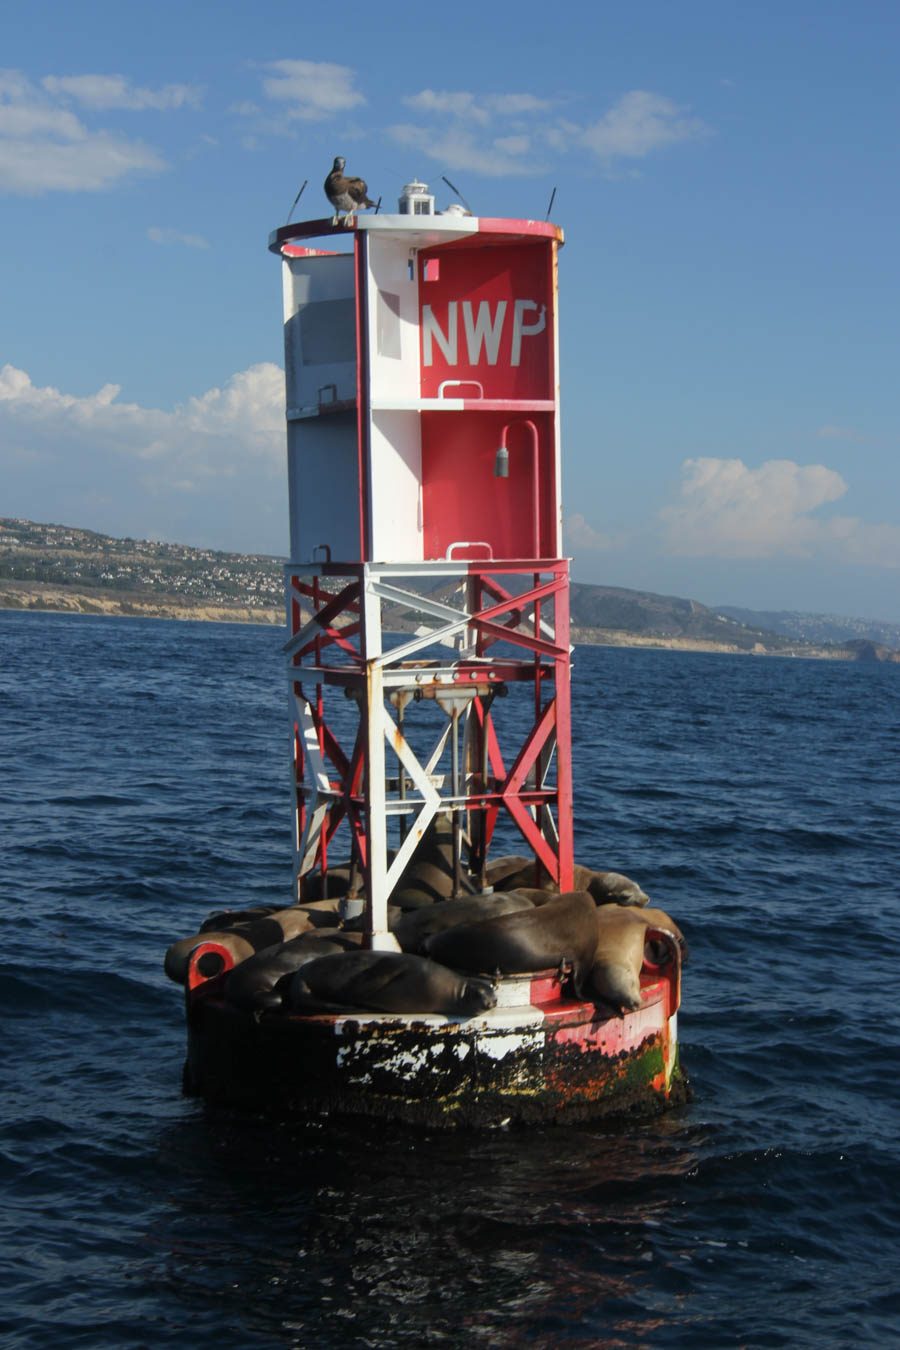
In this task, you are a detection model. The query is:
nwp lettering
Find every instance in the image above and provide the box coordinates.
[422,299,546,367]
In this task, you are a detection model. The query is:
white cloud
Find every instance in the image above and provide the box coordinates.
[658,457,900,568]
[391,85,709,178]
[0,362,285,542]
[260,59,365,121]
[246,62,707,181]
[41,74,203,111]
[402,89,553,125]
[579,91,710,161]
[541,118,583,153]
[388,123,543,177]
[834,520,900,568]
[0,70,166,194]
[0,363,125,413]
[391,87,557,176]
[0,360,284,452]
[147,226,210,249]
[403,90,489,123]
[490,93,554,118]
[563,513,622,553]
[494,134,531,156]
[179,365,284,442]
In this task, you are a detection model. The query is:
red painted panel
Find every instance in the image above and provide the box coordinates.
[419,243,553,400]
[421,410,554,559]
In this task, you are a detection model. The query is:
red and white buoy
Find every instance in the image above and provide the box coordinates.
[182,184,687,1126]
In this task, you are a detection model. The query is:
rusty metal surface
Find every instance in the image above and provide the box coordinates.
[183,991,689,1129]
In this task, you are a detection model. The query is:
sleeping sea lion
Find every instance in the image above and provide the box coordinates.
[164,908,316,983]
[167,930,256,983]
[283,950,497,1017]
[577,868,649,907]
[295,898,347,926]
[223,930,362,1012]
[484,855,536,889]
[485,856,649,907]
[297,867,353,902]
[634,906,687,958]
[511,887,557,905]
[391,890,535,953]
[342,904,403,934]
[589,904,686,1012]
[200,904,282,931]
[389,819,475,909]
[424,890,601,997]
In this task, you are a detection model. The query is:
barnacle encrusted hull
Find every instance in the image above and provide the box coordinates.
[183,963,688,1128]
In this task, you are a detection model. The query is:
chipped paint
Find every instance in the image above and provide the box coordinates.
[183,897,686,1127]
[479,1030,544,1061]
[184,956,689,1128]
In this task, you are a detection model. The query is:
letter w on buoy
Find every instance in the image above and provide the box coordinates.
[462,300,506,365]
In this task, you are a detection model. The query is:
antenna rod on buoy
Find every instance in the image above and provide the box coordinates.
[545,187,557,221]
[442,175,473,214]
[286,180,307,224]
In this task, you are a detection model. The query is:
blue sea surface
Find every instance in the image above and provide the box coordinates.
[2,609,898,1349]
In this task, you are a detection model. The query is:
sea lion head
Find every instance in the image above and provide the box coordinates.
[455,976,498,1016]
[582,870,649,908]
[589,959,643,1013]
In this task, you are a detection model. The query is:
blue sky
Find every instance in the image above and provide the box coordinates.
[3,0,900,620]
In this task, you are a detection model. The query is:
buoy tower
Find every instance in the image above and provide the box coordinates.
[268,186,573,944]
[174,185,687,1129]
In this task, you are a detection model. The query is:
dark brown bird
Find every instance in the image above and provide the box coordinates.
[324,156,375,226]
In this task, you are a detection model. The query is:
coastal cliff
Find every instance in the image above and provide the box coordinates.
[2,517,898,661]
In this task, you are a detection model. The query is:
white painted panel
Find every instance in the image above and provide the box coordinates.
[368,410,423,561]
[283,253,356,412]
[365,234,421,405]
[355,214,477,245]
[287,414,360,562]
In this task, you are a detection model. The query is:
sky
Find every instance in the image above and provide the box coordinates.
[3,0,900,621]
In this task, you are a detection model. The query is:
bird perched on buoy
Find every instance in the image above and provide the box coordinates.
[324,156,375,226]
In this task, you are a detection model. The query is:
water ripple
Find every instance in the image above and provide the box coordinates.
[1,614,898,1349]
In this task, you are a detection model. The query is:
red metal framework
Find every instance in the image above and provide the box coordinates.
[284,558,573,945]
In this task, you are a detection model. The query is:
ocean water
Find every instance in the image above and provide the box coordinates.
[1,609,898,1350]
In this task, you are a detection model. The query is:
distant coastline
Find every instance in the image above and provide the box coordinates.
[3,582,898,662]
[0,582,283,627]
[2,516,899,662]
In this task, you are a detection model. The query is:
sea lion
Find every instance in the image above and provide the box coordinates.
[169,930,256,983]
[635,906,687,959]
[391,891,535,954]
[389,818,475,909]
[484,855,535,889]
[341,903,404,934]
[223,930,362,1012]
[510,887,556,905]
[297,866,353,902]
[589,908,649,1011]
[200,904,282,931]
[164,908,316,984]
[424,890,601,997]
[283,950,497,1017]
[589,905,686,1013]
[295,898,347,926]
[577,868,649,907]
[485,856,649,907]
